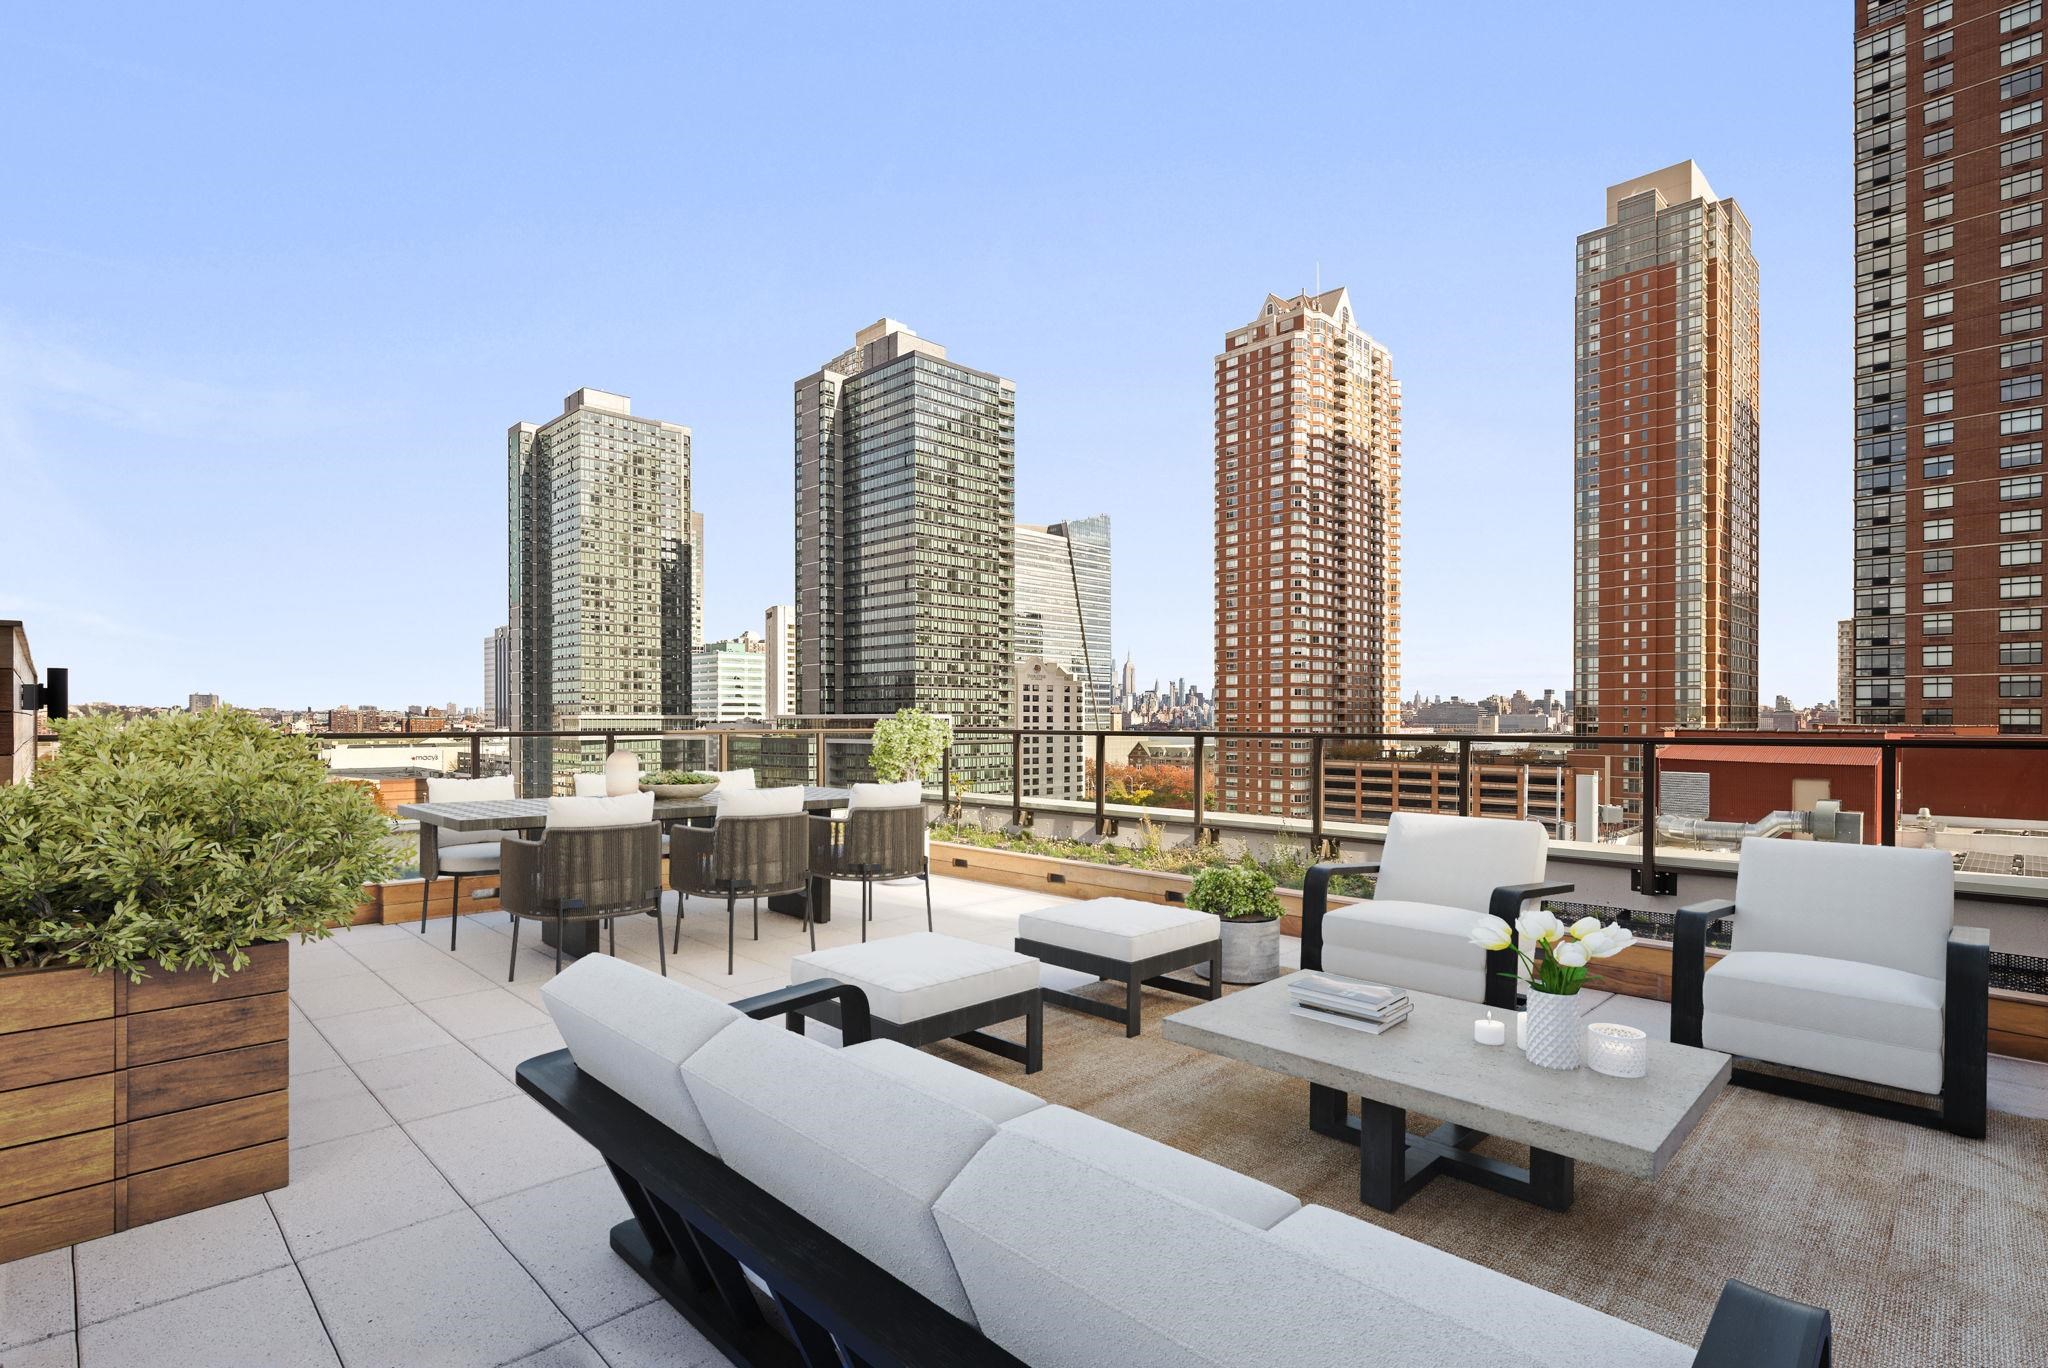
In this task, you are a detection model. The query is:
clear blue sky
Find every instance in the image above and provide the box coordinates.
[1,3,1848,710]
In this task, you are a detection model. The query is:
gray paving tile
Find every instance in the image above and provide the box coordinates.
[351,1041,518,1122]
[78,1266,337,1368]
[0,1248,73,1350]
[478,1168,654,1330]
[374,954,500,1003]
[418,987,551,1040]
[504,1337,609,1368]
[405,1094,599,1205]
[289,972,406,1021]
[74,1194,290,1326]
[338,931,461,971]
[266,1124,464,1259]
[288,1065,390,1150]
[287,935,372,982]
[3,1333,77,1368]
[289,1013,344,1076]
[586,1300,723,1368]
[300,1209,572,1368]
[315,1002,459,1063]
[466,1021,568,1080]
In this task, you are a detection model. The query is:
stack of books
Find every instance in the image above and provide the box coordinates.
[1288,975,1411,1035]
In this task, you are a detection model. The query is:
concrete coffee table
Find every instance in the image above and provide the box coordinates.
[1162,972,1730,1214]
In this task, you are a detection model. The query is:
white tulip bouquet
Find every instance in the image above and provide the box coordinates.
[1467,908,1634,996]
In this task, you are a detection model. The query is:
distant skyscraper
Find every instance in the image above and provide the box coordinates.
[483,624,515,727]
[1572,162,1760,748]
[764,604,796,717]
[1837,617,1854,717]
[692,637,767,720]
[1120,653,1136,704]
[1014,516,1113,727]
[687,511,706,651]
[1214,287,1402,818]
[1015,655,1086,799]
[510,388,693,791]
[794,319,1015,784]
[1851,6,2047,732]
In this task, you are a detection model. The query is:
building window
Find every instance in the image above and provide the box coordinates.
[1927,420,1957,444]
[1925,324,1955,349]
[2008,169,2046,201]
[2005,441,2047,466]
[1926,455,1956,478]
[2004,608,2046,630]
[1930,95,1958,124]
[1926,128,1956,158]
[2010,35,2047,65]
[1926,388,1956,414]
[1926,357,1956,385]
[1924,645,1954,668]
[1927,0,1954,26]
[2006,508,2047,532]
[1923,677,1954,698]
[1999,708,2044,733]
[1926,226,1956,254]
[1925,193,1956,221]
[2004,540,2046,565]
[2007,99,2046,133]
[1926,612,1956,634]
[2007,133,2046,166]
[1925,160,1956,191]
[2006,306,2046,334]
[2003,640,2046,664]
[2006,1,2043,34]
[1923,708,1956,725]
[2001,676,2045,697]
[1925,581,1955,604]
[1925,290,1956,316]
[2006,271,2047,301]
[2004,374,2045,401]
[1929,62,1958,93]
[1924,517,1955,540]
[2007,338,2046,364]
[2005,475,2047,498]
[2005,67,2045,100]
[2002,575,2045,597]
[2004,407,2046,433]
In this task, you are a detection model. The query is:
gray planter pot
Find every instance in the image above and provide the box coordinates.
[1218,916,1281,984]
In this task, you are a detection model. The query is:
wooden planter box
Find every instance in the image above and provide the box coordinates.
[0,943,290,1263]
[930,840,1355,940]
[375,877,503,926]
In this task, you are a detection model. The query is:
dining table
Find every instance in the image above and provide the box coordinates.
[397,787,851,956]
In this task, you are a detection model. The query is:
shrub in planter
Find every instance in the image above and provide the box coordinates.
[0,710,399,1260]
[1188,861,1283,984]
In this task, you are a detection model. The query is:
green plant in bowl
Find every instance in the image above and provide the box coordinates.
[643,770,719,799]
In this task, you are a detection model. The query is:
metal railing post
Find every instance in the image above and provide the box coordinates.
[815,732,828,788]
[469,734,481,779]
[1011,730,1024,828]
[1094,732,1108,837]
[1191,734,1207,840]
[1881,742,1899,846]
[1310,734,1326,852]
[718,732,730,772]
[1456,738,1472,817]
[603,731,616,756]
[940,745,952,813]
[1635,738,1667,896]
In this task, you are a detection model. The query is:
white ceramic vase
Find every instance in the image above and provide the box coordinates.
[1522,988,1582,1070]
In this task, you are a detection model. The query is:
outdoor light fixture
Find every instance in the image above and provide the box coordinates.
[20,666,68,720]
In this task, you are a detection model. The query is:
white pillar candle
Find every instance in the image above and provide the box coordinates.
[1474,1012,1505,1046]
[1515,1011,1527,1050]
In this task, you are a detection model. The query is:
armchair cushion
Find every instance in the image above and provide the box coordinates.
[540,953,741,1152]
[710,767,756,791]
[434,842,502,874]
[848,779,923,809]
[1731,838,1953,980]
[1320,900,1485,1002]
[424,775,519,848]
[546,791,655,829]
[715,784,806,817]
[571,772,609,797]
[1703,950,1945,1095]
[1373,813,1548,915]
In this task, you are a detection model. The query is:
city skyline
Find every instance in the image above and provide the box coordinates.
[6,5,1851,710]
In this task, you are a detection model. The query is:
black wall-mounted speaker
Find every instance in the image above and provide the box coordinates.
[44,667,68,721]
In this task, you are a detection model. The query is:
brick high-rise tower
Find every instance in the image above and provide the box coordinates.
[1572,162,1761,749]
[1850,1,2047,732]
[1214,288,1401,818]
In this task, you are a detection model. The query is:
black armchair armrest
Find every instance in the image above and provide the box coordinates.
[1671,899,1736,1048]
[1692,1279,1831,1368]
[1480,881,1574,1011]
[1944,925,1990,1138]
[732,978,874,1046]
[1300,861,1380,972]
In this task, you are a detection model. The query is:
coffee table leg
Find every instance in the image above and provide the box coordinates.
[1357,1097,1413,1212]
[1528,1147,1575,1211]
[1308,1082,1355,1142]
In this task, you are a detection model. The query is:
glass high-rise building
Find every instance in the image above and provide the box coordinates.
[509,388,694,792]
[1572,162,1761,752]
[794,319,1016,786]
[1014,516,1113,728]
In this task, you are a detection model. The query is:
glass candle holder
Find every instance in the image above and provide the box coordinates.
[1583,1023,1648,1079]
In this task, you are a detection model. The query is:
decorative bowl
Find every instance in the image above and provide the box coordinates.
[648,782,717,800]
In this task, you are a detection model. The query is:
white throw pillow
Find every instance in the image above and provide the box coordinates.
[715,785,805,818]
[711,768,757,791]
[848,780,923,810]
[572,773,609,797]
[547,791,656,829]
[425,775,516,804]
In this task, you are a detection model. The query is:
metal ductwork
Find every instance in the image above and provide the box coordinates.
[1655,801,1864,846]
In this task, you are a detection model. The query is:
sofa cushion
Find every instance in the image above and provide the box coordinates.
[1016,897,1220,962]
[934,1125,1549,1368]
[546,791,655,829]
[790,933,1040,1024]
[680,1011,1007,1321]
[841,1038,1045,1125]
[1321,899,1485,1001]
[1731,838,1952,980]
[1266,1205,1695,1368]
[1703,949,1945,1094]
[1372,812,1549,916]
[1000,1105,1298,1230]
[539,954,741,1152]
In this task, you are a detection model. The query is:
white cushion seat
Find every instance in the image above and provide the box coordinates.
[1703,950,1945,1094]
[790,933,1039,1024]
[435,842,502,873]
[1015,897,1218,963]
[423,775,520,850]
[1321,899,1485,1002]
[547,791,656,829]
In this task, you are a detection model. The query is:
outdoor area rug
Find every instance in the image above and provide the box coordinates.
[932,984,2048,1367]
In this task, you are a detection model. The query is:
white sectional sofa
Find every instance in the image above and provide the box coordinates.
[524,954,1832,1368]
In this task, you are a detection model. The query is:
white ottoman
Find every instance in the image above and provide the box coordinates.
[789,932,1044,1072]
[1014,897,1222,1037]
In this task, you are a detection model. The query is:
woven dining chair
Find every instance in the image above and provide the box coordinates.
[669,806,812,974]
[809,805,931,942]
[500,822,666,979]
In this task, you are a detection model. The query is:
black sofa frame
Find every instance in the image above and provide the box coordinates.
[517,980,1834,1368]
[1302,860,1573,1011]
[1671,899,1989,1138]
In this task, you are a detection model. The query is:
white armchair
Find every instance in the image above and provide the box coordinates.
[1301,813,1572,1009]
[1671,837,1987,1138]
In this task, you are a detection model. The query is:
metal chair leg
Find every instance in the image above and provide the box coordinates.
[507,915,520,983]
[554,912,563,975]
[448,873,462,950]
[727,889,738,975]
[860,881,870,943]
[420,875,433,934]
[673,892,685,954]
[655,908,667,977]
[804,887,815,952]
[753,896,759,942]
[923,860,933,932]
[608,916,616,957]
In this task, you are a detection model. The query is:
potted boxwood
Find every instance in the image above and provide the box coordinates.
[868,707,952,784]
[1188,859,1283,984]
[0,708,395,1259]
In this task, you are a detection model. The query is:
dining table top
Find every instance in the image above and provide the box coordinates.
[396,787,850,832]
